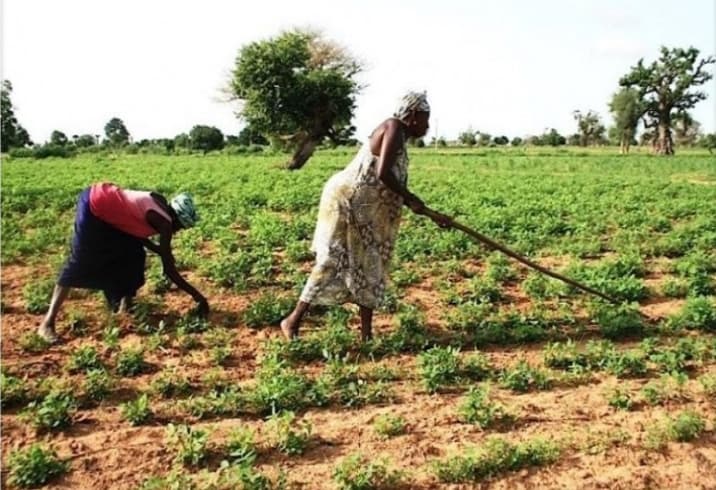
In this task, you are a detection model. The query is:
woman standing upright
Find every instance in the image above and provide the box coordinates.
[281,92,450,341]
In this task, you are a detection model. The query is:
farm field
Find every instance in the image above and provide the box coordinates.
[2,147,716,489]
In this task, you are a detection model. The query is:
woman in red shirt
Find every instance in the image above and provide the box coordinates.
[37,183,209,342]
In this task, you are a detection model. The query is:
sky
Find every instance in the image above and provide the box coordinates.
[2,0,715,143]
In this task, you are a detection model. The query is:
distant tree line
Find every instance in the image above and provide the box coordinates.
[2,42,714,159]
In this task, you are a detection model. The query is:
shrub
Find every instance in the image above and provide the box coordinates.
[225,426,257,466]
[266,411,312,456]
[418,346,461,393]
[166,423,211,467]
[24,391,76,432]
[667,296,716,331]
[458,385,514,428]
[373,414,407,439]
[499,361,552,392]
[66,345,104,373]
[7,444,69,488]
[116,347,148,377]
[333,453,403,490]
[120,393,153,426]
[432,437,560,483]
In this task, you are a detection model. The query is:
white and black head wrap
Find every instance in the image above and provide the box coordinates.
[394,91,430,121]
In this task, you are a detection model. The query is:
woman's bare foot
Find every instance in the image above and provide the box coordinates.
[280,318,298,340]
[37,322,59,343]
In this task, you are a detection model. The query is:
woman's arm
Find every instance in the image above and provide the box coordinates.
[145,210,209,316]
[374,119,425,213]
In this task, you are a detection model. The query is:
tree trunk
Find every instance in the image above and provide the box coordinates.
[287,135,320,170]
[656,114,674,155]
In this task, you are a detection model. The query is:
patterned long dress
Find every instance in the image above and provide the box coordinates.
[299,139,409,309]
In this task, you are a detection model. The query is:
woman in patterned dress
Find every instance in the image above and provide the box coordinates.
[281,92,451,341]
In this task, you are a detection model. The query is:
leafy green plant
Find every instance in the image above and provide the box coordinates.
[120,393,153,425]
[418,346,461,393]
[7,444,69,488]
[606,387,633,410]
[640,373,688,406]
[225,426,258,466]
[458,385,514,428]
[332,453,404,490]
[499,360,552,392]
[266,411,312,455]
[698,374,716,397]
[20,332,51,353]
[373,414,407,439]
[66,345,104,373]
[102,324,121,350]
[243,294,294,328]
[83,369,113,403]
[116,347,148,377]
[151,368,193,398]
[661,278,689,298]
[23,280,54,314]
[645,410,706,450]
[166,423,211,467]
[23,391,77,432]
[248,357,318,414]
[667,296,716,332]
[594,303,645,340]
[1,370,28,407]
[432,437,560,483]
[606,351,648,378]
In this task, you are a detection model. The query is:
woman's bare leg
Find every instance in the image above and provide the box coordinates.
[280,301,310,340]
[359,305,373,342]
[37,285,70,342]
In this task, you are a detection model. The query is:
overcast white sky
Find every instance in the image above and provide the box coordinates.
[2,0,715,143]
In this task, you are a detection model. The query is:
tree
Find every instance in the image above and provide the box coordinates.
[493,135,509,145]
[608,87,643,154]
[672,112,701,147]
[457,128,477,147]
[325,124,357,147]
[541,128,566,146]
[174,133,190,149]
[236,124,269,146]
[477,132,491,146]
[189,125,225,153]
[73,134,95,148]
[697,133,716,153]
[572,110,606,146]
[50,130,68,146]
[104,117,130,146]
[510,137,523,146]
[229,28,362,169]
[619,46,715,155]
[1,80,32,152]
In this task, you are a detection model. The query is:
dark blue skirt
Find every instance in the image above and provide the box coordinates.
[58,188,146,302]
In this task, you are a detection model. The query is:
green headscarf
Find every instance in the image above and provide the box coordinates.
[170,193,199,228]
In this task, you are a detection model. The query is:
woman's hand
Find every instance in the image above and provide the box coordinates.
[194,295,210,318]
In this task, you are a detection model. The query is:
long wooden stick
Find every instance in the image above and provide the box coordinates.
[422,208,620,304]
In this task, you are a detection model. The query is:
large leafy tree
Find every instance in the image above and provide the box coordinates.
[672,112,701,147]
[1,80,32,152]
[189,125,225,153]
[104,117,130,146]
[229,29,362,169]
[50,130,68,146]
[619,46,714,155]
[608,87,643,154]
[572,110,606,146]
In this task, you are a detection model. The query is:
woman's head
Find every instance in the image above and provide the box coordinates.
[170,193,199,230]
[394,91,430,138]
